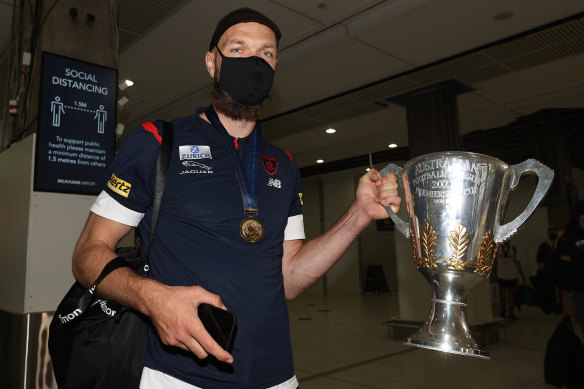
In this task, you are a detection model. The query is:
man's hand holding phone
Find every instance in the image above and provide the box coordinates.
[144,284,236,363]
[197,303,237,351]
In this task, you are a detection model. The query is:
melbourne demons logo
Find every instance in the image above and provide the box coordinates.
[261,155,278,175]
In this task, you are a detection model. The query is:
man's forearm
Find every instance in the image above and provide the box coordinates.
[283,202,372,299]
[72,213,166,317]
[282,169,399,299]
[73,240,164,316]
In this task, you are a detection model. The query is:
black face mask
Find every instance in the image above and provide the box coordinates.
[216,47,275,106]
[548,233,557,240]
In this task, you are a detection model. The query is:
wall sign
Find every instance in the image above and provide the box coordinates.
[35,52,117,195]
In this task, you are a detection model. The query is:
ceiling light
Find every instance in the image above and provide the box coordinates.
[388,143,398,148]
[119,79,134,90]
[366,168,371,172]
[316,159,324,164]
[326,128,336,134]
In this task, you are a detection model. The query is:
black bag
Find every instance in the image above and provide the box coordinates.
[544,316,584,388]
[49,121,173,389]
[531,268,561,315]
[514,283,536,308]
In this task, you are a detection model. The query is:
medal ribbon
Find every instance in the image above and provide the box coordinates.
[205,106,260,218]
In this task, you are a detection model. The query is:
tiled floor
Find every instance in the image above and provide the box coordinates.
[287,293,566,389]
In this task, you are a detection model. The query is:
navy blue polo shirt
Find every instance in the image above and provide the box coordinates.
[102,109,303,388]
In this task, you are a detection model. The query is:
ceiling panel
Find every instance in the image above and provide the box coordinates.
[405,53,495,85]
[118,0,189,50]
[485,17,584,61]
[504,84,584,115]
[504,40,584,71]
[271,0,384,26]
[459,106,518,134]
[251,1,327,47]
[118,29,138,50]
[349,0,584,66]
[472,52,584,103]
[457,92,496,113]
[457,63,510,84]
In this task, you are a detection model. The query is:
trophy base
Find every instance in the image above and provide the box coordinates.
[406,269,491,359]
[404,330,490,359]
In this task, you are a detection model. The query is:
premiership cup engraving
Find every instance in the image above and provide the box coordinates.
[381,152,554,359]
[410,157,488,203]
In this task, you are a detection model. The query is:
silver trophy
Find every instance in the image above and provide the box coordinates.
[381,152,553,358]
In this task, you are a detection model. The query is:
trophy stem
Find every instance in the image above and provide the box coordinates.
[404,269,490,359]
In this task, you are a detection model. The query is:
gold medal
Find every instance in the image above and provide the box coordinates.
[240,216,264,243]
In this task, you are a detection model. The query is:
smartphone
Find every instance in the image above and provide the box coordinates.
[197,303,237,351]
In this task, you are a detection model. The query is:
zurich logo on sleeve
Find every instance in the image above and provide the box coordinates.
[179,145,212,160]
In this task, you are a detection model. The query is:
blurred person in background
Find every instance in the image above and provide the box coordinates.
[557,200,584,338]
[496,240,526,320]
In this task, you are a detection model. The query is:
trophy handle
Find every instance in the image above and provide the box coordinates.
[496,159,554,242]
[380,163,410,238]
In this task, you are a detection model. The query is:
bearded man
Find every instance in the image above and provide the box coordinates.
[72,8,401,389]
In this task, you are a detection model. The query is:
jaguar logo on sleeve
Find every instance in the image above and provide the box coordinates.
[107,173,132,198]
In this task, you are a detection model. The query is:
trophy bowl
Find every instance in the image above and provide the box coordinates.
[381,151,554,359]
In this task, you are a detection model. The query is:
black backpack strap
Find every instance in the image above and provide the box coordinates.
[144,120,173,263]
[76,256,133,313]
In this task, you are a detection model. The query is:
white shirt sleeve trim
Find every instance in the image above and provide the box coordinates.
[284,214,305,241]
[140,367,298,389]
[90,191,144,227]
